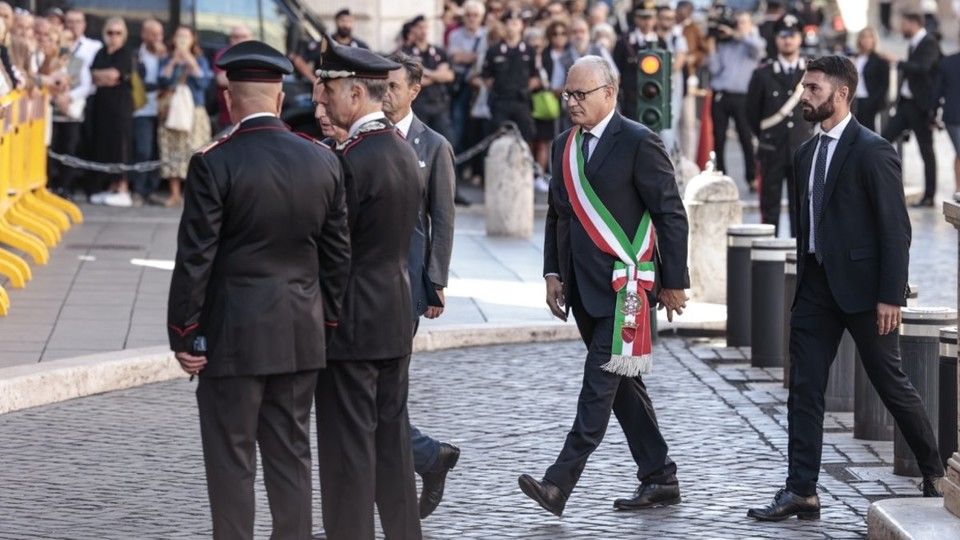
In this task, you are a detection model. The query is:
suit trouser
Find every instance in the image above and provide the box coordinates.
[543,300,677,497]
[786,256,943,496]
[711,91,756,185]
[758,145,797,237]
[316,357,421,540]
[882,99,937,200]
[196,370,318,540]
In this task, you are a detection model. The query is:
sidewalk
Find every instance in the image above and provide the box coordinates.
[0,337,923,538]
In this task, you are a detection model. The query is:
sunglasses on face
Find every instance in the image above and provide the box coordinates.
[106,30,123,36]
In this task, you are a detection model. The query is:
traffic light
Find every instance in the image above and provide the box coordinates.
[635,49,672,132]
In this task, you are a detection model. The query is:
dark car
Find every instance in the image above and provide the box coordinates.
[30,0,325,134]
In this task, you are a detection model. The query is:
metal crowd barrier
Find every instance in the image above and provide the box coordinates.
[0,89,84,316]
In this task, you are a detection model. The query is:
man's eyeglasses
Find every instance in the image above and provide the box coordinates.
[105,30,123,36]
[561,85,608,102]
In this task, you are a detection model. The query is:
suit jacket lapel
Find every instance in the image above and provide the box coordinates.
[408,115,426,148]
[820,118,860,216]
[584,112,622,179]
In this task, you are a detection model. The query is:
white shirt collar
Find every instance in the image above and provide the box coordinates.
[239,112,278,124]
[910,28,927,48]
[778,55,799,70]
[815,111,853,140]
[395,110,415,138]
[580,107,616,139]
[348,111,387,138]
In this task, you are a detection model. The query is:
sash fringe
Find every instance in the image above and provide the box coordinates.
[600,354,653,377]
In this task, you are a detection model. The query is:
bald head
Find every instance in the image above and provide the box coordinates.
[225,80,284,124]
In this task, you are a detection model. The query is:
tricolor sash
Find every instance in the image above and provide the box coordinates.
[562,129,656,376]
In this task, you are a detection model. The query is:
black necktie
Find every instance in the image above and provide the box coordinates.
[581,132,593,162]
[811,133,830,263]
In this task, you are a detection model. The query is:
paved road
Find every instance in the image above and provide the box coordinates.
[0,338,928,539]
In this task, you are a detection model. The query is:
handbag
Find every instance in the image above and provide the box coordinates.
[531,90,560,120]
[470,85,491,119]
[131,60,147,110]
[164,83,195,132]
[157,64,190,122]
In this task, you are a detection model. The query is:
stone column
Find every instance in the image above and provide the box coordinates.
[943,200,960,518]
[484,134,534,238]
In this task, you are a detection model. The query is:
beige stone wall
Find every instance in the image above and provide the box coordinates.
[307,0,444,53]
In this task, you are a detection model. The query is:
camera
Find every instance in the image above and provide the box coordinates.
[707,0,736,41]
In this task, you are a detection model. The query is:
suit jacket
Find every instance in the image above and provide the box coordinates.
[543,112,690,318]
[167,115,351,376]
[898,33,941,112]
[404,115,455,316]
[327,117,423,361]
[793,117,911,313]
[860,52,890,110]
[935,52,960,124]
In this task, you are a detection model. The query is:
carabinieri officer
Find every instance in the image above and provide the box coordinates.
[167,40,351,540]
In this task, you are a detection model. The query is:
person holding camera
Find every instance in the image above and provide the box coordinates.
[707,10,766,191]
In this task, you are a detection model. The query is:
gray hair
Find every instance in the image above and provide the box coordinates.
[571,55,619,89]
[462,0,485,16]
[351,77,387,102]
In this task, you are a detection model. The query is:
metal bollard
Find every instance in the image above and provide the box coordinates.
[940,326,958,470]
[750,238,795,367]
[826,331,856,412]
[726,224,775,347]
[894,307,958,477]
[855,284,919,440]
[782,252,797,388]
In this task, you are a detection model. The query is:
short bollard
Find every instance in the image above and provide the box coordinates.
[782,252,797,388]
[726,224,775,347]
[894,307,958,477]
[750,238,794,367]
[826,331,856,412]
[854,284,918,440]
[939,326,958,470]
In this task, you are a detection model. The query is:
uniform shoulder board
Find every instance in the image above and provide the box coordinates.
[295,131,329,148]
[356,120,388,135]
[198,124,240,155]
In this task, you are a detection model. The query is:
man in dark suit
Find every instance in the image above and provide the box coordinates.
[746,14,813,237]
[748,55,944,522]
[518,55,690,516]
[880,11,941,207]
[167,41,351,540]
[314,41,423,540]
[383,52,461,520]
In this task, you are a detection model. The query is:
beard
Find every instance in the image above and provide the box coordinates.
[336,26,351,38]
[802,91,836,122]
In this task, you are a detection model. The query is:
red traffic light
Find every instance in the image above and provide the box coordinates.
[640,55,661,75]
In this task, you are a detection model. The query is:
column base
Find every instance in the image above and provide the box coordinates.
[868,497,960,539]
[945,453,960,518]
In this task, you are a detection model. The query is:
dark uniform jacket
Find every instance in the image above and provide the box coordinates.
[327,117,423,361]
[612,32,668,121]
[482,40,536,102]
[793,117,911,313]
[167,115,351,376]
[404,115,455,316]
[746,58,813,152]
[544,112,689,318]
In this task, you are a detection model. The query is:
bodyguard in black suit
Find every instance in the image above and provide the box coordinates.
[881,12,941,207]
[167,42,351,539]
[518,56,689,517]
[314,41,423,540]
[746,15,812,237]
[749,56,943,523]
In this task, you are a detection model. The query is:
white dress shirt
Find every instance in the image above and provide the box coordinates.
[394,110,415,139]
[238,112,278,124]
[778,55,800,74]
[579,107,616,159]
[854,54,870,99]
[807,112,853,254]
[348,111,387,138]
[900,28,927,99]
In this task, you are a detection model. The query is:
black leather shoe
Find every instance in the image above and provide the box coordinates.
[419,443,460,519]
[613,482,681,510]
[911,197,935,208]
[921,476,943,497]
[747,488,821,521]
[518,474,566,517]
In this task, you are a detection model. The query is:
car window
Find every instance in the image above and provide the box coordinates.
[260,0,290,53]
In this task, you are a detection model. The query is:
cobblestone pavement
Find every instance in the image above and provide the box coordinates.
[0,338,931,539]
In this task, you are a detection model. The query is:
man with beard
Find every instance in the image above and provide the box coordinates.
[748,55,944,522]
[314,40,423,540]
[746,14,812,237]
[331,9,369,49]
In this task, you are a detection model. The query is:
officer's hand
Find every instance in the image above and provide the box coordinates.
[658,289,688,323]
[876,303,902,336]
[175,352,207,376]
[425,289,446,319]
[545,275,567,321]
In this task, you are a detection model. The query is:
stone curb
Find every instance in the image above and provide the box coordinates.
[0,313,724,416]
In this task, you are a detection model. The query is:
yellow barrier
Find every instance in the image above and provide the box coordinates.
[0,88,85,315]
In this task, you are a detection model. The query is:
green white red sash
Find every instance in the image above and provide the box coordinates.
[562,129,656,376]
